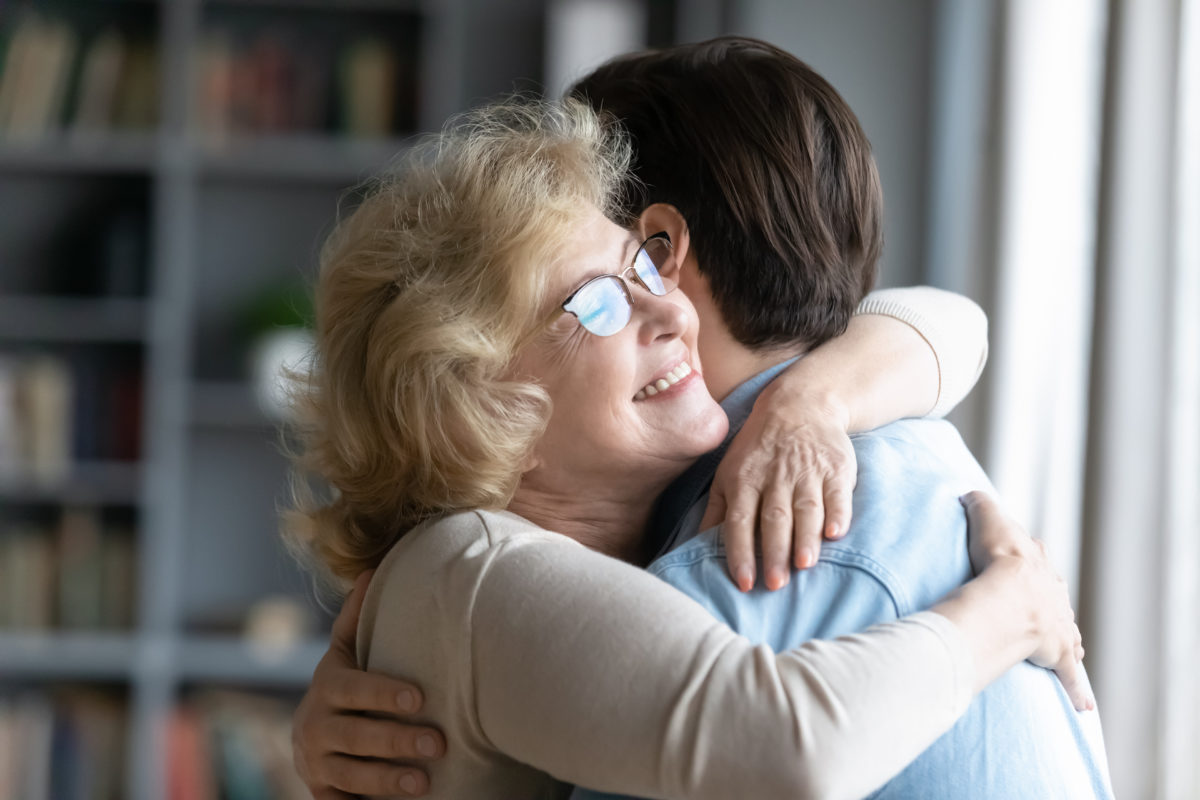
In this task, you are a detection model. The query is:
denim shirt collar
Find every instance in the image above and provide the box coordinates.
[644,356,801,557]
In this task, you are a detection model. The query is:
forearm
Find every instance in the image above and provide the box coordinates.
[768,313,939,434]
[766,287,989,433]
[477,540,975,799]
[929,561,1038,694]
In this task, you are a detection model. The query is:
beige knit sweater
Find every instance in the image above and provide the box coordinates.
[357,287,988,799]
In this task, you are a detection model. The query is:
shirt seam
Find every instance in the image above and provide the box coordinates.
[649,547,911,618]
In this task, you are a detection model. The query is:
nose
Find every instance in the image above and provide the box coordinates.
[633,290,690,346]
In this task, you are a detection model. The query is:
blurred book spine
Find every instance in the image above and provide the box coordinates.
[0,11,158,141]
[0,507,137,631]
[168,691,309,800]
[0,690,127,800]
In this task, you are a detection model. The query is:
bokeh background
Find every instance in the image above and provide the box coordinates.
[0,0,1195,798]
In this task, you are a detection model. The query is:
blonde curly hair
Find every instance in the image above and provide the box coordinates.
[282,98,631,587]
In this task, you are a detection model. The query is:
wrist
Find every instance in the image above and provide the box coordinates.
[933,559,1038,693]
[762,372,853,432]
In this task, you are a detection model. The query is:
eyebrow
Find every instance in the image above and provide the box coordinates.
[567,235,640,292]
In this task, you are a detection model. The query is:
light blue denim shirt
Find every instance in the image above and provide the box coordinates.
[573,370,1113,800]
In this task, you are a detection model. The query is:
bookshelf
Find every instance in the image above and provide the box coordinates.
[0,0,550,796]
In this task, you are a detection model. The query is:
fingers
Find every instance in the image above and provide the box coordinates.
[317,667,426,717]
[822,480,853,542]
[790,489,822,573]
[330,569,375,655]
[1053,651,1095,712]
[721,486,759,593]
[322,754,431,797]
[961,491,1029,572]
[317,716,445,762]
[699,487,727,533]
[759,481,794,590]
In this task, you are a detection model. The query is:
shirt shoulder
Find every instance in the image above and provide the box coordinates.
[647,528,904,650]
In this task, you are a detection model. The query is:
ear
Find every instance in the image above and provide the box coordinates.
[518,447,542,476]
[635,203,691,283]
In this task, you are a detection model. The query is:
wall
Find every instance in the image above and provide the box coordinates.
[729,0,937,288]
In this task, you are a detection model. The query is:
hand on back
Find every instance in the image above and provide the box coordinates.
[293,571,444,798]
[702,385,856,592]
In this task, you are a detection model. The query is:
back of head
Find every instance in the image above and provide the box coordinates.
[284,98,629,586]
[570,36,883,351]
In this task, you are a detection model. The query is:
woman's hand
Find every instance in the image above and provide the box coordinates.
[292,571,446,799]
[938,492,1093,711]
[701,381,857,593]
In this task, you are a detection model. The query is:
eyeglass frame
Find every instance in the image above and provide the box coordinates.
[517,231,676,348]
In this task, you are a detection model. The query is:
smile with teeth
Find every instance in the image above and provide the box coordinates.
[633,361,693,401]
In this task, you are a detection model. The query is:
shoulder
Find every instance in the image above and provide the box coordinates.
[836,419,987,612]
[849,418,967,459]
[358,509,591,663]
[375,509,576,571]
[648,527,904,647]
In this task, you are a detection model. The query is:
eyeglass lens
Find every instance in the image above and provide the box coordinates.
[565,235,673,337]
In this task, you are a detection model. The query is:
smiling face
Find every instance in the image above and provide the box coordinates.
[512,206,729,499]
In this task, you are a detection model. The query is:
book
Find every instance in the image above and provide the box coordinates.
[1,526,56,629]
[195,31,234,142]
[0,14,38,133]
[70,27,127,136]
[56,506,104,630]
[14,693,55,800]
[338,37,396,138]
[114,40,157,130]
[99,525,137,629]
[3,17,79,139]
[167,707,219,800]
[21,355,74,484]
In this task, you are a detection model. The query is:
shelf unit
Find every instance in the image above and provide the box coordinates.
[0,0,548,796]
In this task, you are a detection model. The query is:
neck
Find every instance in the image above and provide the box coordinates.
[699,323,808,401]
[508,478,667,564]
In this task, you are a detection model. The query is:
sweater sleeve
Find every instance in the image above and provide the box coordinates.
[470,530,975,800]
[855,286,989,418]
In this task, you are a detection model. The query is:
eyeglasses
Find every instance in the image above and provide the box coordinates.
[556,232,677,337]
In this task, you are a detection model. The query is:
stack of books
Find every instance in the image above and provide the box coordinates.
[0,689,127,800]
[195,25,416,141]
[0,13,158,141]
[168,690,309,800]
[0,507,136,631]
[0,353,142,486]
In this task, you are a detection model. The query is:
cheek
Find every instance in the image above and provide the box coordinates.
[539,345,637,443]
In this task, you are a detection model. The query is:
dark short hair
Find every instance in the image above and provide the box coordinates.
[569,36,883,351]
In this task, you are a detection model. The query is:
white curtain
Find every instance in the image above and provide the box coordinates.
[928,0,1200,796]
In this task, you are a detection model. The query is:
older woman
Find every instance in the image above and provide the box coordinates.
[285,99,1080,799]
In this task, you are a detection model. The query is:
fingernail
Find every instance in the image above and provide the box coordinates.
[736,564,755,592]
[825,523,841,539]
[417,733,439,757]
[797,548,814,569]
[767,566,788,590]
[398,689,417,712]
[399,773,418,794]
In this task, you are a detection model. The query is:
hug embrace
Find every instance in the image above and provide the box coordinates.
[284,37,1113,800]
